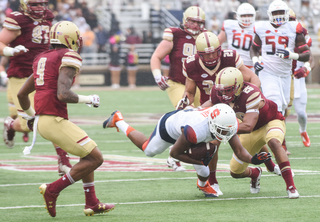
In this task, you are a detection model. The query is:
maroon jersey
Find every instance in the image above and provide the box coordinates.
[33,48,82,119]
[210,82,285,131]
[163,27,207,84]
[3,10,54,78]
[183,49,243,104]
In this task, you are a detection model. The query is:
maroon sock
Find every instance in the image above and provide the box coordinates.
[264,158,275,172]
[208,170,218,185]
[83,182,99,207]
[55,147,67,156]
[247,167,259,179]
[49,173,74,194]
[279,161,295,190]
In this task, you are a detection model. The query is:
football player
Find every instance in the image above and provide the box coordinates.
[150,6,207,171]
[17,21,115,217]
[202,67,299,199]
[103,104,271,198]
[288,8,314,147]
[218,3,256,71]
[178,31,260,195]
[250,0,310,155]
[1,0,72,175]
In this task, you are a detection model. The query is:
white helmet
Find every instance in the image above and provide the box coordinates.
[208,103,238,143]
[267,0,289,26]
[236,3,256,27]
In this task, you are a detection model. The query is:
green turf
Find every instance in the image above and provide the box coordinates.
[0,86,319,222]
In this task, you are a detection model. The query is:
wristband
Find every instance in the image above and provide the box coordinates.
[304,62,311,72]
[24,106,36,117]
[78,95,91,103]
[252,56,259,64]
[0,71,7,78]
[152,69,162,78]
[3,47,14,56]
[289,52,299,60]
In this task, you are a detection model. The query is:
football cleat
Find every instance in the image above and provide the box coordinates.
[300,131,311,147]
[3,116,15,148]
[84,201,115,216]
[211,183,223,196]
[58,152,72,176]
[22,132,29,142]
[103,110,123,131]
[166,156,186,172]
[250,167,262,194]
[271,165,295,177]
[39,183,59,217]
[282,139,291,155]
[197,180,218,197]
[287,185,299,199]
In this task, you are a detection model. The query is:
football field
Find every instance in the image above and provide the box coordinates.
[0,86,319,222]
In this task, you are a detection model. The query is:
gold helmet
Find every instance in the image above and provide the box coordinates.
[288,8,296,21]
[50,21,83,52]
[183,6,206,35]
[20,0,48,19]
[196,32,221,67]
[215,67,244,103]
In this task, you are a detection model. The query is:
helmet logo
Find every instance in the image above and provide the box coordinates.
[210,109,220,119]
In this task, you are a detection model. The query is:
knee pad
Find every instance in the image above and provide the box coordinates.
[193,164,209,178]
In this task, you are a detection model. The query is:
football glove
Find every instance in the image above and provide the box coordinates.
[154,75,169,91]
[3,45,28,57]
[22,116,35,131]
[276,47,299,60]
[176,95,190,110]
[254,62,264,72]
[251,152,272,165]
[201,151,214,166]
[87,94,100,108]
[294,67,308,79]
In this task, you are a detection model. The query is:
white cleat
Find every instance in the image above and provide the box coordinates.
[211,183,223,196]
[287,186,299,199]
[250,167,262,194]
[272,165,294,177]
[166,156,186,172]
[3,116,15,148]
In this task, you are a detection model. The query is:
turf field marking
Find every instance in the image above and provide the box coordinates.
[1,195,320,210]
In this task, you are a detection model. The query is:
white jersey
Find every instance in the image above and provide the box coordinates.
[254,20,304,77]
[165,108,215,144]
[222,20,254,67]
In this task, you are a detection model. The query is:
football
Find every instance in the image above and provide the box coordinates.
[185,142,218,161]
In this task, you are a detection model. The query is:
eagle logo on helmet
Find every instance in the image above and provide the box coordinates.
[182,6,206,36]
[50,21,83,52]
[215,67,244,104]
[20,0,48,19]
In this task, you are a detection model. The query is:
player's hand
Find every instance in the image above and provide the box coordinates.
[254,62,264,72]
[22,116,35,131]
[201,151,214,166]
[154,75,169,91]
[176,95,190,110]
[251,152,272,165]
[87,94,100,108]
[294,67,308,79]
[3,45,29,56]
[276,46,298,60]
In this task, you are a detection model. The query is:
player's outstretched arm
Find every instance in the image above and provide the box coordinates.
[17,74,35,116]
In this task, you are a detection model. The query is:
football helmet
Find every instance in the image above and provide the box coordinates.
[50,21,83,52]
[288,8,296,21]
[196,32,221,67]
[267,0,289,26]
[183,6,206,35]
[236,3,256,27]
[20,0,48,19]
[208,103,238,143]
[215,67,244,103]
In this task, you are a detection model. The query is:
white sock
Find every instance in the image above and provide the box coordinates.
[116,120,130,135]
[198,179,206,187]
